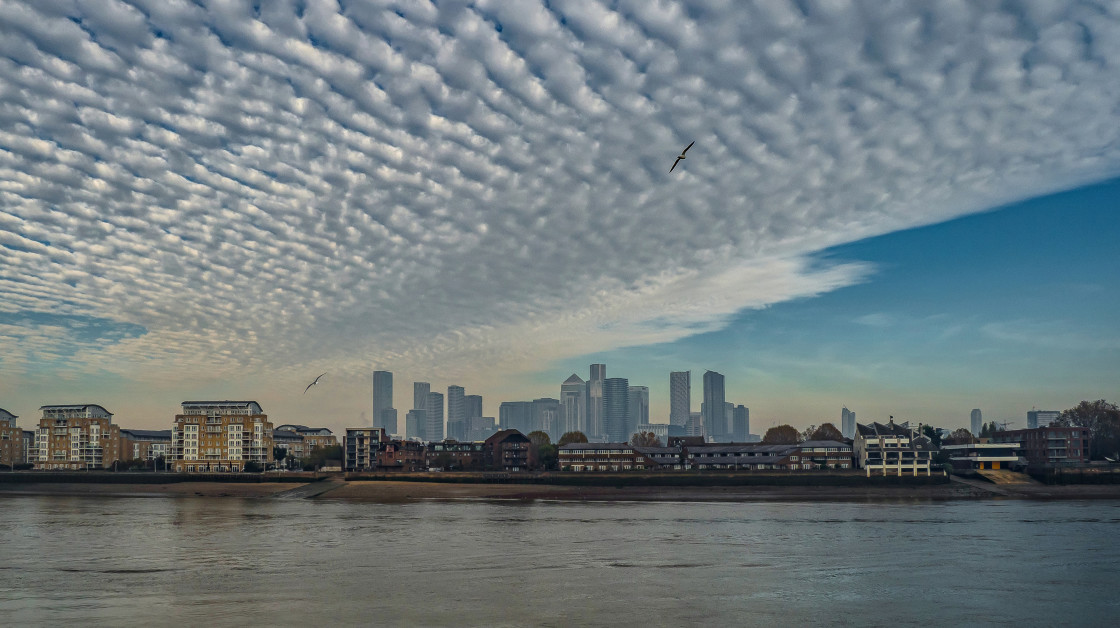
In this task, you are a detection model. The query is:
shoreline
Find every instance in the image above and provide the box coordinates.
[4,479,1120,502]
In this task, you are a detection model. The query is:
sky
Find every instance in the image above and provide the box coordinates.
[0,0,1118,435]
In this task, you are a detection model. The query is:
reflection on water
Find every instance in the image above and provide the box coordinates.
[1,496,1118,626]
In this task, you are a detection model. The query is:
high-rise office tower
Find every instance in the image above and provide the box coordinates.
[603,377,630,442]
[971,409,982,435]
[587,364,606,438]
[1027,409,1059,429]
[629,386,649,428]
[686,411,703,437]
[532,398,561,439]
[414,382,431,413]
[733,405,749,442]
[447,385,465,441]
[499,401,533,434]
[560,374,587,435]
[842,407,855,439]
[670,371,691,426]
[406,409,426,441]
[724,402,734,443]
[702,371,726,440]
[425,392,444,442]
[372,371,396,434]
[465,395,483,423]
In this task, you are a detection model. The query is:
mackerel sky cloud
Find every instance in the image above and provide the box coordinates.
[1,1,1119,427]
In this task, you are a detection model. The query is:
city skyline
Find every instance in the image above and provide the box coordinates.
[1,2,1118,436]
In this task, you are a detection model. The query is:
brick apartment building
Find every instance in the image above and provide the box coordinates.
[274,424,338,467]
[484,429,535,471]
[1,408,23,468]
[991,427,1091,466]
[171,401,273,473]
[119,429,172,464]
[34,404,122,470]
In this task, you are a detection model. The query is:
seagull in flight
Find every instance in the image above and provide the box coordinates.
[670,141,695,173]
[303,373,326,394]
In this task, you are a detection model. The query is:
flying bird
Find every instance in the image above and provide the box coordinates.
[303,373,326,394]
[670,141,695,173]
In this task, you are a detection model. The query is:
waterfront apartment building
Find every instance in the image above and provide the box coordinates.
[171,401,273,473]
[854,421,932,476]
[344,427,388,471]
[427,440,487,470]
[372,371,396,435]
[1,408,23,468]
[991,427,1090,466]
[558,442,662,471]
[34,404,121,471]
[274,425,338,463]
[119,429,172,463]
[484,429,535,471]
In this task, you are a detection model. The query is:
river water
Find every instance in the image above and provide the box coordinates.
[0,495,1117,626]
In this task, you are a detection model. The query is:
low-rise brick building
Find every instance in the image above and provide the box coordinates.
[991,427,1090,467]
[484,429,535,471]
[427,440,487,470]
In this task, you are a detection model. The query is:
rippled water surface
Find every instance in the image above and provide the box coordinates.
[1,496,1118,626]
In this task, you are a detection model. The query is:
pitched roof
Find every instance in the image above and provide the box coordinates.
[563,374,585,384]
[856,422,913,438]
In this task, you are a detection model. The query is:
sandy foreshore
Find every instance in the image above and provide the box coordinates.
[3,479,1119,502]
[0,481,297,498]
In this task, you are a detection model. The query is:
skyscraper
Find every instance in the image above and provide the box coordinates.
[465,395,483,423]
[733,405,749,442]
[1027,409,1059,429]
[447,385,465,441]
[425,392,444,442]
[629,386,649,428]
[414,382,430,413]
[669,371,691,426]
[841,407,855,439]
[686,411,703,437]
[603,377,630,442]
[499,401,533,434]
[560,374,586,436]
[372,371,396,434]
[532,398,561,439]
[587,364,606,439]
[971,409,982,435]
[406,409,426,441]
[702,370,726,440]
